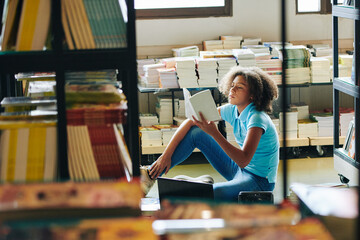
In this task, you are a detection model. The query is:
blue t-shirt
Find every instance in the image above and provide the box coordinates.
[220,103,279,183]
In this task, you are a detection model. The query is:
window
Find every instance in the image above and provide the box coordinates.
[296,0,333,14]
[135,0,232,19]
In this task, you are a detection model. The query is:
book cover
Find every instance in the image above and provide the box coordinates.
[183,88,221,122]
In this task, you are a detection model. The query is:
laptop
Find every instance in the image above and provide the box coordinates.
[157,177,214,202]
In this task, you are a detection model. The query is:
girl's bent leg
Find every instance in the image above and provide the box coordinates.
[171,126,239,180]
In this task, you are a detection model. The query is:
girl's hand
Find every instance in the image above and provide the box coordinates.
[192,112,218,136]
[149,154,171,179]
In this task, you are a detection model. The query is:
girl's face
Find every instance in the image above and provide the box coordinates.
[228,75,252,107]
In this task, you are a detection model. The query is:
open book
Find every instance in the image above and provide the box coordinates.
[183,89,221,122]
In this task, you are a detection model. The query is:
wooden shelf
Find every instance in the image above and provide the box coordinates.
[279,138,309,147]
[309,136,345,146]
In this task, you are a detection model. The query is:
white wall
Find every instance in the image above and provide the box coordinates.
[136,0,354,47]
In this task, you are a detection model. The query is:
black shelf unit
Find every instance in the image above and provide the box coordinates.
[0,0,140,179]
[332,1,360,184]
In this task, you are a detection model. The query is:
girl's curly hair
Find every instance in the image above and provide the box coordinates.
[218,66,278,113]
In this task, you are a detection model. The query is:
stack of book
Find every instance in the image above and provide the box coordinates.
[310,57,331,83]
[65,74,132,181]
[176,100,186,118]
[172,46,199,57]
[139,126,162,147]
[279,111,298,139]
[15,72,56,97]
[263,42,293,58]
[310,112,333,137]
[298,119,318,138]
[282,46,311,84]
[137,59,156,77]
[176,58,198,88]
[153,124,179,146]
[243,45,270,57]
[158,68,179,89]
[225,121,235,142]
[156,96,178,124]
[290,103,309,120]
[203,40,223,51]
[309,44,332,57]
[139,113,159,127]
[232,49,256,67]
[141,63,165,88]
[339,54,353,77]
[217,57,238,80]
[256,59,282,85]
[196,58,218,88]
[62,0,127,49]
[242,37,262,46]
[220,35,243,49]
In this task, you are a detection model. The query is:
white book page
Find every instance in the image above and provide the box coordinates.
[183,88,197,120]
[189,89,221,122]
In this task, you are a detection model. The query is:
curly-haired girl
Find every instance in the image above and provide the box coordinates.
[144,66,280,202]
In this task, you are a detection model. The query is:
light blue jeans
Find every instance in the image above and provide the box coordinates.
[164,126,275,202]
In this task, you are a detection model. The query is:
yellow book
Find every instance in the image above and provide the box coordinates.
[0,0,21,51]
[61,0,75,50]
[6,129,18,182]
[14,128,29,182]
[43,126,57,181]
[0,130,10,182]
[16,0,51,51]
[26,127,46,181]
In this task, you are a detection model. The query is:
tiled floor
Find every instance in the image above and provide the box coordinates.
[146,156,342,204]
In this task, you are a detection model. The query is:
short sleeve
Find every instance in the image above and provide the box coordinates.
[248,111,268,133]
[220,104,235,125]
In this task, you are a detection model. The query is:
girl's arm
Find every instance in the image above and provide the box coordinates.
[149,119,195,179]
[194,112,262,168]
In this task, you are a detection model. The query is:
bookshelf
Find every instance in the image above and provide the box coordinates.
[0,0,140,179]
[332,1,360,184]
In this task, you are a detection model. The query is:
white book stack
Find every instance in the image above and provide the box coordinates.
[232,49,256,67]
[242,37,262,46]
[314,47,332,57]
[256,59,282,85]
[298,119,318,138]
[340,111,354,136]
[340,54,353,77]
[196,58,218,88]
[176,58,198,88]
[139,113,159,127]
[271,117,280,136]
[263,42,293,58]
[203,40,224,51]
[290,103,309,120]
[137,59,156,77]
[243,45,270,57]
[156,96,178,124]
[217,57,238,80]
[140,127,162,147]
[158,68,179,89]
[161,127,179,145]
[172,46,199,57]
[279,111,298,139]
[142,63,165,88]
[330,65,349,80]
[221,36,243,49]
[286,67,311,84]
[310,57,331,83]
[225,121,236,142]
[177,99,186,118]
[311,113,333,137]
